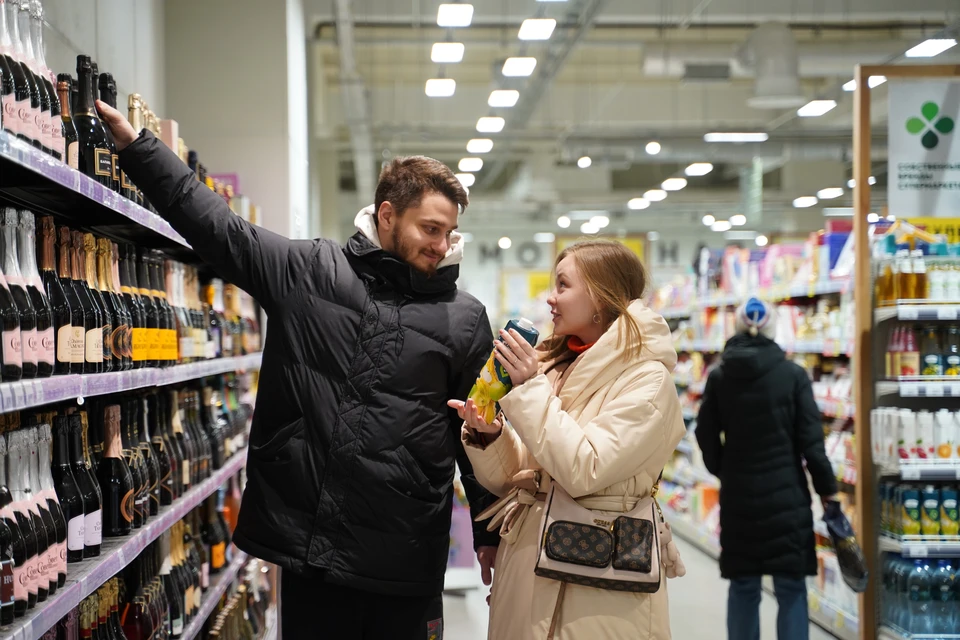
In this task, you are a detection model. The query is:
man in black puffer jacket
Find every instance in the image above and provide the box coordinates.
[696,298,838,640]
[97,102,500,639]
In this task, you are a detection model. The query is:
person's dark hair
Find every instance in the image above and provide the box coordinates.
[374,156,468,225]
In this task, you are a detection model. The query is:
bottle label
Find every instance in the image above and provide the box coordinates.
[150,327,161,362]
[211,542,226,570]
[22,328,38,366]
[16,98,34,141]
[180,337,192,359]
[2,94,18,135]
[28,554,41,594]
[182,459,190,487]
[120,489,134,524]
[38,326,54,365]
[67,515,84,551]
[94,148,112,178]
[201,562,209,590]
[111,154,119,182]
[1,558,13,607]
[205,340,215,360]
[223,332,233,355]
[56,324,72,364]
[172,617,183,636]
[901,352,921,377]
[184,587,193,617]
[2,329,22,369]
[110,324,125,362]
[84,509,102,546]
[85,327,102,363]
[46,546,58,582]
[121,171,134,191]
[70,326,85,364]
[67,141,78,169]
[923,353,944,377]
[35,111,46,145]
[946,354,960,376]
[101,323,112,362]
[14,558,28,600]
[59,541,66,570]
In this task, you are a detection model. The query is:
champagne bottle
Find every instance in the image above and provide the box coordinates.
[18,211,53,377]
[8,430,44,604]
[137,396,160,517]
[14,0,49,154]
[29,1,62,161]
[25,423,61,594]
[1,207,37,378]
[3,0,39,148]
[72,55,111,187]
[35,423,67,588]
[0,435,26,619]
[84,233,111,372]
[95,72,120,194]
[51,416,83,563]
[119,245,143,369]
[110,243,132,371]
[69,414,101,557]
[0,2,18,139]
[56,225,84,374]
[56,74,79,169]
[118,400,143,531]
[148,252,173,367]
[96,405,133,537]
[72,231,101,373]
[96,238,123,372]
[135,248,158,368]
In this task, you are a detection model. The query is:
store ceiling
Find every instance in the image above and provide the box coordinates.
[304,0,960,241]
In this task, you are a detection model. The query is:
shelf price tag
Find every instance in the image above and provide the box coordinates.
[901,384,919,397]
[938,307,959,321]
[23,382,36,408]
[834,611,845,629]
[910,545,929,558]
[902,467,922,480]
[10,383,25,410]
[926,383,945,397]
[900,307,920,321]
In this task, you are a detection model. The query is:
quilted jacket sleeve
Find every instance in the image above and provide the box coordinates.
[695,368,724,477]
[461,424,528,498]
[498,365,685,498]
[795,369,839,497]
[119,130,317,313]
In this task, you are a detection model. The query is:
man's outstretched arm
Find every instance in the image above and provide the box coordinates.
[99,100,315,312]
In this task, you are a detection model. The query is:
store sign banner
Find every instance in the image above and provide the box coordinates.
[888,80,960,217]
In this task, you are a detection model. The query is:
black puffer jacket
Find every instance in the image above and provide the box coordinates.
[120,131,499,597]
[695,334,838,579]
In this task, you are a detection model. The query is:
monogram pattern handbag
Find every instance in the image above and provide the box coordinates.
[534,479,663,593]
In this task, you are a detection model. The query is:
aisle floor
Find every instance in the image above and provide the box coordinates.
[442,537,837,640]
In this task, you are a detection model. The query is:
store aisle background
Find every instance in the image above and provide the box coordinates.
[442,538,836,639]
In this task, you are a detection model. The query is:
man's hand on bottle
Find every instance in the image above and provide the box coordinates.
[95,100,138,152]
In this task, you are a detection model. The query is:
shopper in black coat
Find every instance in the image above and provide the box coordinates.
[696,298,838,640]
[97,102,500,639]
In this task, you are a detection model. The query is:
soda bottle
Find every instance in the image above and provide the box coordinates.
[907,559,932,634]
[901,327,921,377]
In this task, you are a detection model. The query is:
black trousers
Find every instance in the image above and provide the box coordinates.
[278,569,444,639]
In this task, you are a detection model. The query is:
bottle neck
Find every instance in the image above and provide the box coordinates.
[5,1,22,58]
[69,416,85,465]
[52,418,70,466]
[29,9,45,74]
[71,238,84,282]
[0,213,22,280]
[75,66,96,117]
[26,429,43,495]
[57,81,71,119]
[57,233,72,279]
[18,219,40,283]
[111,246,122,294]
[96,244,111,292]
[104,406,122,459]
[84,238,98,290]
[137,257,151,295]
[38,425,54,491]
[15,3,33,66]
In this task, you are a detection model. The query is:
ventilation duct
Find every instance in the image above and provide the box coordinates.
[739,22,806,109]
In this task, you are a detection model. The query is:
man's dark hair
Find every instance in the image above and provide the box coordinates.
[373,156,469,225]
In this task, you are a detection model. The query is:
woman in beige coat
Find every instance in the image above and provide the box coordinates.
[449,240,686,640]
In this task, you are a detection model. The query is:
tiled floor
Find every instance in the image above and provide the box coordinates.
[442,537,838,639]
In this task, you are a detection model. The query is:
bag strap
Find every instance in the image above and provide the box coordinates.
[651,470,664,523]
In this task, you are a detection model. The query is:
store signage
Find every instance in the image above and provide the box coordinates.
[888,80,960,217]
[478,244,502,264]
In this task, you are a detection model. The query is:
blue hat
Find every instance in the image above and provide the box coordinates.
[735,298,776,339]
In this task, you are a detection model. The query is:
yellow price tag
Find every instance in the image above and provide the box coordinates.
[835,611,845,629]
[809,592,821,612]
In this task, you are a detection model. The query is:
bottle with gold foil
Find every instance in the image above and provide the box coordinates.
[56,226,84,374]
[109,242,132,371]
[149,251,175,366]
[82,233,111,372]
[119,244,144,369]
[38,216,71,376]
[96,238,124,372]
[135,248,158,368]
[127,94,147,208]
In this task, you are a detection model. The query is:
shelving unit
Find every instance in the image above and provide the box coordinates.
[183,551,250,640]
[0,450,248,640]
[808,588,859,640]
[676,339,853,357]
[658,279,851,319]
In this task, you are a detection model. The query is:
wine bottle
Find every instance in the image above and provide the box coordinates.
[19,211,53,377]
[107,579,127,640]
[160,392,182,502]
[95,72,120,194]
[0,4,16,139]
[0,435,25,620]
[1,207,37,378]
[201,387,225,470]
[29,1,62,161]
[151,252,175,367]
[110,243,132,371]
[136,396,161,517]
[56,224,84,374]
[0,475,14,626]
[73,55,111,187]
[3,0,38,147]
[14,0,49,154]
[35,423,67,588]
[96,238,122,372]
[56,73,79,169]
[69,413,101,557]
[129,398,151,529]
[116,400,142,531]
[119,245,144,369]
[96,405,133,537]
[135,249,158,368]
[72,231,101,373]
[51,416,83,563]
[19,424,54,599]
[201,496,226,575]
[8,431,43,604]
[25,423,62,594]
[83,233,111,372]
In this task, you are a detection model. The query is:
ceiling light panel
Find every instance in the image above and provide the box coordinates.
[730,214,747,226]
[518,18,557,41]
[431,42,465,63]
[662,178,688,191]
[458,158,483,172]
[627,198,650,210]
[702,215,715,226]
[424,78,456,97]
[703,132,769,143]
[905,38,957,58]
[437,4,474,27]
[476,116,505,133]
[577,156,592,169]
[645,141,661,155]
[711,220,732,232]
[797,100,838,117]
[817,187,844,200]
[466,138,494,153]
[502,57,538,77]
[455,173,476,188]
[793,196,818,208]
[534,232,556,243]
[488,89,520,107]
[685,163,713,177]
[644,189,667,202]
[557,216,571,229]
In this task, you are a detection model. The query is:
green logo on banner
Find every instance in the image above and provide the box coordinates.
[906,102,955,149]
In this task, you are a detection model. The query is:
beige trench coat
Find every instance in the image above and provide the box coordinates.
[463,300,686,640]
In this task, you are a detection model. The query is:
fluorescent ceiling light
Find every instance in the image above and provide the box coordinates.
[842,79,857,92]
[842,76,887,92]
[869,176,877,185]
[476,116,505,133]
[458,157,483,172]
[644,189,667,202]
[793,196,818,208]
[725,230,757,241]
[847,176,877,188]
[518,18,556,41]
[455,173,476,188]
[498,236,512,249]
[431,42,465,63]
[577,156,592,169]
[534,232,556,243]
[487,89,520,108]
[817,187,844,200]
[702,214,716,226]
[756,235,769,247]
[867,213,880,223]
[905,38,957,58]
[580,222,599,235]
[425,78,456,97]
[685,162,713,177]
[645,141,662,155]
[704,132,769,143]
[466,138,493,153]
[711,220,732,232]
[662,177,688,191]
[437,4,474,27]
[590,215,610,229]
[557,216,571,229]
[797,99,838,117]
[502,57,537,77]
[730,214,747,226]
[648,231,660,242]
[627,198,650,210]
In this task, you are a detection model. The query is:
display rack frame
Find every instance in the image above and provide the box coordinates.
[852,63,960,640]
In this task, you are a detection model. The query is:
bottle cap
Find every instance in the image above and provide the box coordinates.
[516,318,535,331]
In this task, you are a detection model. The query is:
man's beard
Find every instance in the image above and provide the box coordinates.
[392,228,438,276]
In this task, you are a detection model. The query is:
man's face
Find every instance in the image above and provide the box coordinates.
[378,192,459,275]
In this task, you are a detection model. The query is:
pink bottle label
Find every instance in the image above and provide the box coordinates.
[15,98,32,140]
[1,95,17,136]
[22,328,37,367]
[39,326,54,366]
[34,110,45,147]
[25,554,38,595]
[13,560,26,601]
[3,330,22,369]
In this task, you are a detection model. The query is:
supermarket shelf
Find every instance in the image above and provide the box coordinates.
[676,339,851,357]
[0,132,192,257]
[816,397,855,420]
[880,624,960,639]
[876,379,960,398]
[879,534,960,558]
[895,460,960,481]
[0,353,262,413]
[657,279,850,317]
[875,303,960,324]
[0,449,248,640]
[808,587,859,640]
[660,307,692,320]
[662,506,720,559]
[183,551,249,640]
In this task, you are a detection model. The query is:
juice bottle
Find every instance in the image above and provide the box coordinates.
[921,326,944,377]
[467,318,539,424]
[914,250,928,301]
[929,262,946,301]
[901,486,922,536]
[939,487,959,536]
[947,262,960,301]
[898,249,915,300]
[921,485,940,538]
[891,326,903,379]
[944,327,960,376]
[901,327,920,376]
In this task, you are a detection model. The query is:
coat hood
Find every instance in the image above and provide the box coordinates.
[555,300,678,410]
[354,205,464,268]
[720,333,786,380]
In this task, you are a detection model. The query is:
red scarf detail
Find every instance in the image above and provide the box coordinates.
[567,336,595,354]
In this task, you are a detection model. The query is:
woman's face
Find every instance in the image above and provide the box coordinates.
[547,256,599,340]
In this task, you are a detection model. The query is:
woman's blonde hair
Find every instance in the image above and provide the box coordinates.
[541,240,648,364]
